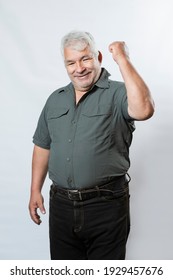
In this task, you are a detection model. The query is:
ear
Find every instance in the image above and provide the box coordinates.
[98,51,102,63]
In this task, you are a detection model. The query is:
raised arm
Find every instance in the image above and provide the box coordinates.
[29,145,50,225]
[109,41,155,120]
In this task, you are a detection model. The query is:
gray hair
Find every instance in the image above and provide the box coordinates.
[61,30,98,57]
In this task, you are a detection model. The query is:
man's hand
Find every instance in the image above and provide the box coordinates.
[29,192,46,225]
[109,41,129,64]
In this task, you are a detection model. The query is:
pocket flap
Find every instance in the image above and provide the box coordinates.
[47,107,69,119]
[82,105,112,117]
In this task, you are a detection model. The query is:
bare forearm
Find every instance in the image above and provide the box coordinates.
[31,145,50,193]
[118,57,155,120]
[109,41,155,120]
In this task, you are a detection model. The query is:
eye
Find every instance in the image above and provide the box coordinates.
[83,57,92,62]
[65,61,75,66]
[67,62,75,66]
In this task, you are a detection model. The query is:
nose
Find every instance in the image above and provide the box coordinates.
[76,61,85,73]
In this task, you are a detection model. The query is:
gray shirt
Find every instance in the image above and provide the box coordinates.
[33,68,135,189]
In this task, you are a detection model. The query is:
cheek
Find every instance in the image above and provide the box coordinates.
[66,68,74,77]
[90,62,100,71]
[66,64,75,73]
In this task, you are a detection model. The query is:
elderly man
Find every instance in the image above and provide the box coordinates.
[29,31,154,260]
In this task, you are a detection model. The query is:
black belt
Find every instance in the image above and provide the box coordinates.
[52,175,130,201]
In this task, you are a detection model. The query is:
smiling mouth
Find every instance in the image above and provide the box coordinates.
[75,72,91,78]
[76,76,88,79]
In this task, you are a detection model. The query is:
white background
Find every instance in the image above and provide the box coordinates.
[0,0,173,260]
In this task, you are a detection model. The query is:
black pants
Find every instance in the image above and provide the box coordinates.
[49,179,130,260]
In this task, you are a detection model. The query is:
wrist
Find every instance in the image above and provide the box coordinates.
[116,54,130,66]
[30,185,42,194]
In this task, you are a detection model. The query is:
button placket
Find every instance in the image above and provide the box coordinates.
[66,104,83,188]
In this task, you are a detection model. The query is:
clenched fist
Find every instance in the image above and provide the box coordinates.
[109,41,129,64]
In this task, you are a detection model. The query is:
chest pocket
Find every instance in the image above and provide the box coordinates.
[47,107,69,141]
[81,105,112,141]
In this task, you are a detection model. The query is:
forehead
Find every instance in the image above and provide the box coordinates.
[64,46,93,61]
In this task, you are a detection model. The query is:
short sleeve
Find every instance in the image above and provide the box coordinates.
[116,83,135,121]
[33,104,51,149]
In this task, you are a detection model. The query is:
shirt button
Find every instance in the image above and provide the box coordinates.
[67,157,70,161]
[68,139,72,143]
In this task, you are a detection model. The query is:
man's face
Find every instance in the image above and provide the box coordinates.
[64,46,102,92]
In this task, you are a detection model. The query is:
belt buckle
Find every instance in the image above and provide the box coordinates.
[67,189,82,201]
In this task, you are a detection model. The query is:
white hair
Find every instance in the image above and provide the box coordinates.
[61,30,98,57]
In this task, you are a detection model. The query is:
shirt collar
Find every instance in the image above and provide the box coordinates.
[95,68,111,89]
